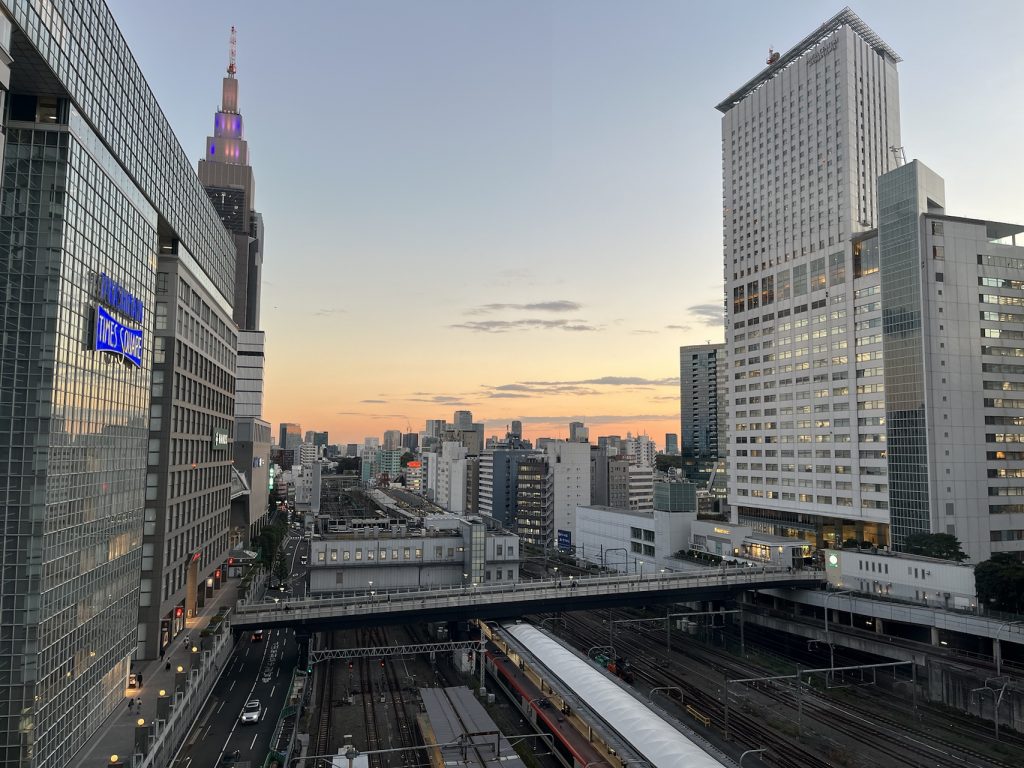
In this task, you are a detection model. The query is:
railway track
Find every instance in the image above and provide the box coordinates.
[557,612,832,768]
[666,614,1024,768]
[373,627,422,768]
[357,631,384,768]
[314,631,335,757]
[560,610,1018,768]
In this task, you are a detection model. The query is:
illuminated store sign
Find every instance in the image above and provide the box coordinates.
[94,305,143,367]
[94,273,145,367]
[98,273,144,323]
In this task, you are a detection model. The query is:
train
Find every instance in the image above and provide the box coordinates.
[482,621,727,768]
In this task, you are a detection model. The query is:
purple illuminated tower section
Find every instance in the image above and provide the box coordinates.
[198,25,262,330]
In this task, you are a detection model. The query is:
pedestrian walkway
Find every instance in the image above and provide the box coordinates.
[73,578,244,768]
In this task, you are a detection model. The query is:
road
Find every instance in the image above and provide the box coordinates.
[172,529,307,768]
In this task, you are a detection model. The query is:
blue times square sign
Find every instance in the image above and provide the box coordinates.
[94,273,144,367]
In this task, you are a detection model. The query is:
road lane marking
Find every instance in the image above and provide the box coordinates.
[270,685,276,698]
[217,701,225,713]
[250,732,258,749]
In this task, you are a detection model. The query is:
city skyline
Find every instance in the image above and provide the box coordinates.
[108,0,1024,444]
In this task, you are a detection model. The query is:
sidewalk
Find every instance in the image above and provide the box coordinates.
[74,577,244,768]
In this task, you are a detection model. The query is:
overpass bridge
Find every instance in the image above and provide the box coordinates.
[231,567,822,634]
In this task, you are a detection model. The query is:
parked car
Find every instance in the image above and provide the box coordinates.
[251,629,264,642]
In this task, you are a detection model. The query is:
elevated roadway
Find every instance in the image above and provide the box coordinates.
[231,568,821,634]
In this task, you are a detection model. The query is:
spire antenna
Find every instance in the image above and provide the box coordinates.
[227,26,237,76]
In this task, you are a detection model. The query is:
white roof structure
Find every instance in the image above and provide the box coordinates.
[505,624,726,768]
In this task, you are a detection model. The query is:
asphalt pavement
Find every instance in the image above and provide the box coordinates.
[173,531,307,768]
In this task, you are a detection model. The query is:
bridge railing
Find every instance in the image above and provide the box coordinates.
[233,567,820,624]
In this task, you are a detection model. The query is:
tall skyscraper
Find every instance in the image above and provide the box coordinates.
[198,26,263,331]
[719,9,901,549]
[0,2,238,763]
[198,28,271,544]
[664,433,679,455]
[679,344,724,458]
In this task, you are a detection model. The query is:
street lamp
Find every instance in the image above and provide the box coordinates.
[638,560,645,579]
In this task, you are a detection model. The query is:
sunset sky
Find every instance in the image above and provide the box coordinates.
[110,0,1024,446]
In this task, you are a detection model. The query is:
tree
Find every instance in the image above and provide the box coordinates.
[273,553,290,586]
[902,532,968,562]
[655,455,683,473]
[975,554,1024,613]
[400,451,415,467]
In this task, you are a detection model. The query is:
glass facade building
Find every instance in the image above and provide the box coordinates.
[0,1,236,765]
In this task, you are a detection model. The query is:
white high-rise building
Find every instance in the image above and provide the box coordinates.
[545,441,591,547]
[624,433,656,468]
[719,9,901,549]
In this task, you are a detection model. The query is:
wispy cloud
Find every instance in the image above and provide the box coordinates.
[407,394,475,405]
[360,399,387,404]
[466,300,582,315]
[480,414,674,427]
[311,307,347,317]
[630,329,657,335]
[688,303,723,326]
[666,324,691,331]
[451,318,599,333]
[522,376,679,387]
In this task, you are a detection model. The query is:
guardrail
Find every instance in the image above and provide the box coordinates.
[233,568,820,626]
[132,618,235,768]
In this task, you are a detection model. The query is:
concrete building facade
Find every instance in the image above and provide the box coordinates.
[679,343,725,458]
[720,9,902,550]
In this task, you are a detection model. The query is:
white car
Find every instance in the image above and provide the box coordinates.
[240,700,261,724]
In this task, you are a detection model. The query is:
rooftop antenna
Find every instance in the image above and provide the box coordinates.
[227,26,237,77]
[889,145,906,167]
[766,47,781,65]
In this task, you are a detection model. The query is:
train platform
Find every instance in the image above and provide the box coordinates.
[72,576,243,767]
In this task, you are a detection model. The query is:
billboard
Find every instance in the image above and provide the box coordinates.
[94,305,143,367]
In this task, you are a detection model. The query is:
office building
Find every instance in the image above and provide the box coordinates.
[623,433,656,468]
[576,506,695,574]
[235,331,266,419]
[607,455,631,509]
[653,478,698,513]
[569,421,589,442]
[679,343,725,459]
[0,1,239,763]
[307,517,519,592]
[875,161,1024,560]
[453,410,474,429]
[383,429,403,451]
[402,432,419,451]
[719,9,901,550]
[515,456,553,546]
[664,433,679,455]
[478,448,541,525]
[280,422,302,451]
[139,239,237,662]
[545,441,591,548]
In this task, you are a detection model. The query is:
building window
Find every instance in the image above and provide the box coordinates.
[343,551,351,561]
[330,549,338,561]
